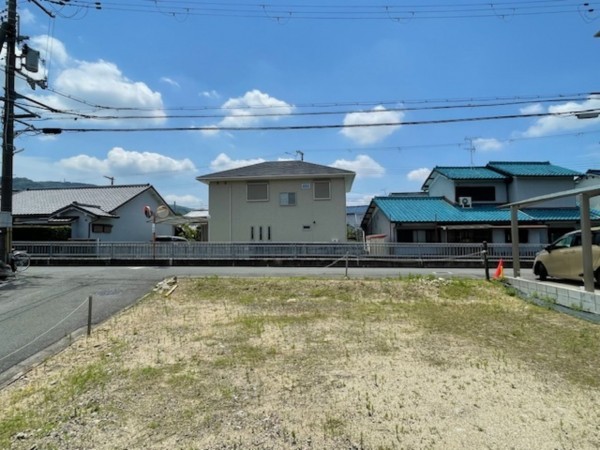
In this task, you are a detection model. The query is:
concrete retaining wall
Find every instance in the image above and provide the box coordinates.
[507,277,600,315]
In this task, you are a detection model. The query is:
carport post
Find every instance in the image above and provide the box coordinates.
[510,206,521,277]
[579,193,595,292]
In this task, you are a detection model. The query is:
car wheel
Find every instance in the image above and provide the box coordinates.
[537,263,548,281]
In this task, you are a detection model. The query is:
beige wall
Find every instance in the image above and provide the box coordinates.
[207,178,348,242]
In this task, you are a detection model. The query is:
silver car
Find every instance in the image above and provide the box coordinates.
[533,228,600,283]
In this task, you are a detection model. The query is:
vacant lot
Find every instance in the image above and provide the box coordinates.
[1,276,600,449]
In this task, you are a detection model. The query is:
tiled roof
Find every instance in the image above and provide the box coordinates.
[520,208,595,221]
[433,166,507,180]
[51,202,118,219]
[487,161,582,177]
[369,196,600,224]
[197,160,355,182]
[12,185,152,216]
[421,166,506,190]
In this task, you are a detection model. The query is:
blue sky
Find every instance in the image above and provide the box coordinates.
[6,0,600,209]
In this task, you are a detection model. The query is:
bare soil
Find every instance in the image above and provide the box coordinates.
[1,276,599,449]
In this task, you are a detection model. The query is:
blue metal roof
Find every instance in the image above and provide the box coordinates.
[487,161,582,177]
[521,208,600,221]
[434,166,507,180]
[371,196,600,224]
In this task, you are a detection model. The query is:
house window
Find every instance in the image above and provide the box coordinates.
[455,186,496,202]
[92,224,112,233]
[505,228,529,244]
[447,229,492,243]
[268,226,271,240]
[250,226,255,240]
[314,180,331,200]
[247,182,269,201]
[279,192,296,206]
[259,226,263,241]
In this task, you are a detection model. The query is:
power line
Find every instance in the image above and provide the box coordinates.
[18,85,594,113]
[39,0,600,21]
[46,107,600,133]
[9,84,597,121]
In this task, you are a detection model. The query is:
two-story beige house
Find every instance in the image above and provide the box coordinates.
[196,161,355,242]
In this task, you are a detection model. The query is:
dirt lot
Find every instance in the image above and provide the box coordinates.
[1,276,600,449]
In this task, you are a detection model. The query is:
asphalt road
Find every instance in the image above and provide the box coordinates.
[0,264,500,387]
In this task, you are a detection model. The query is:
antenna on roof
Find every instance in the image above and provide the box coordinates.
[104,175,114,185]
[465,137,475,167]
[296,150,304,161]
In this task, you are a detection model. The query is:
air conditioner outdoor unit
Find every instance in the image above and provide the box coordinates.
[459,196,472,208]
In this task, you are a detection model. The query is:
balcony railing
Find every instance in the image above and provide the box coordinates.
[13,241,544,263]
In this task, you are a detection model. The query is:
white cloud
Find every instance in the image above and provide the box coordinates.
[331,154,385,178]
[200,90,220,99]
[24,36,165,126]
[520,103,544,115]
[160,77,180,88]
[29,35,70,67]
[407,168,431,182]
[520,97,600,137]
[164,194,204,209]
[347,193,374,206]
[18,8,36,25]
[210,153,265,171]
[218,89,294,128]
[199,125,220,137]
[340,106,403,145]
[59,147,196,175]
[473,137,503,152]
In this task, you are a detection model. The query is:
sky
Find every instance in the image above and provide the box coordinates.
[4,0,600,209]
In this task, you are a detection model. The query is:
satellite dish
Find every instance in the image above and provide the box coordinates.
[156,205,169,219]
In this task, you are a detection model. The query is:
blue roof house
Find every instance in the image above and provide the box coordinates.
[362,161,598,245]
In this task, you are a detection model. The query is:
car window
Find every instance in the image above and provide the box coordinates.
[571,234,582,247]
[594,233,600,246]
[553,235,574,248]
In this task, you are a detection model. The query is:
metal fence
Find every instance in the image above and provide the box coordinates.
[13,241,544,263]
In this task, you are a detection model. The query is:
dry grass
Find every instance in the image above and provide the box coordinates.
[1,276,600,449]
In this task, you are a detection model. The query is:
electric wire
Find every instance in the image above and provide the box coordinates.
[43,107,600,133]
[38,0,600,21]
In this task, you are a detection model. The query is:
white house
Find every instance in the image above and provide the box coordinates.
[197,160,355,242]
[12,184,175,241]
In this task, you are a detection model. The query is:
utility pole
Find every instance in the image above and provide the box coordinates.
[1,0,17,264]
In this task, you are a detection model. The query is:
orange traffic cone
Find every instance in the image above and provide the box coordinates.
[493,259,504,279]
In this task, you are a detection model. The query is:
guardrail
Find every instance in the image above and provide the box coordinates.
[13,241,544,263]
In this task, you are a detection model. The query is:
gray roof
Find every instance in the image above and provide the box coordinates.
[197,160,355,183]
[51,202,118,219]
[12,184,155,216]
